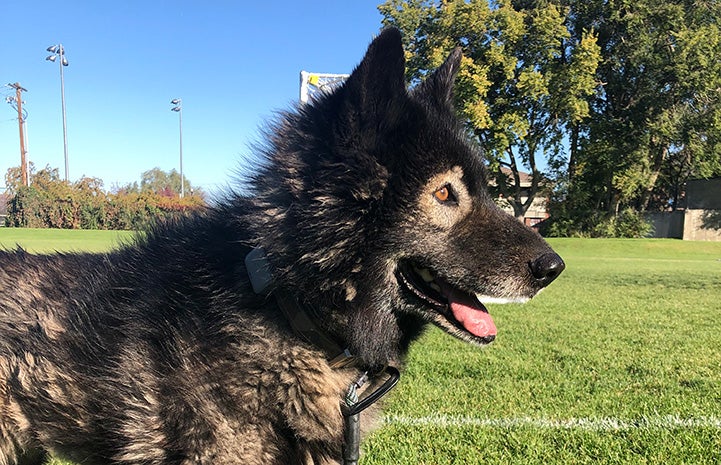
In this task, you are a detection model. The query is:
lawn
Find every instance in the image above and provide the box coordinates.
[0,228,135,254]
[1,230,719,464]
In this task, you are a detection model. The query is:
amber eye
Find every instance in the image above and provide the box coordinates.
[434,186,450,202]
[434,185,454,203]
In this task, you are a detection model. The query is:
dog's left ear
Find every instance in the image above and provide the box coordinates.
[341,27,406,116]
[414,47,462,110]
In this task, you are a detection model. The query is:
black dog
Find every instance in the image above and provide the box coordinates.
[0,28,563,465]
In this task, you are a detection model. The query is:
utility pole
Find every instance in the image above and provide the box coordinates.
[8,83,29,187]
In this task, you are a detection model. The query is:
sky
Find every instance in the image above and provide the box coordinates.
[0,1,386,195]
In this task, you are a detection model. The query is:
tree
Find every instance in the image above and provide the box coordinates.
[110,181,140,195]
[379,0,600,219]
[561,0,721,213]
[5,164,26,195]
[140,167,199,198]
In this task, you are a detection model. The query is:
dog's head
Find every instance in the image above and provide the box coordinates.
[249,28,564,368]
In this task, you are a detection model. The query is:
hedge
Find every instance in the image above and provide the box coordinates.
[5,185,205,230]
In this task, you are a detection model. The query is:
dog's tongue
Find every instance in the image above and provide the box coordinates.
[446,287,497,338]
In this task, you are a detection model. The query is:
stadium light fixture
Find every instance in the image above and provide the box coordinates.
[45,43,70,181]
[170,98,184,198]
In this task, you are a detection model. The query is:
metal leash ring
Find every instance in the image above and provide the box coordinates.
[343,366,400,417]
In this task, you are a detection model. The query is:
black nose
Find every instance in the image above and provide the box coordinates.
[529,252,565,287]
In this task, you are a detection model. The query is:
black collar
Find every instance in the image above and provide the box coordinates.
[274,288,357,368]
[245,248,356,368]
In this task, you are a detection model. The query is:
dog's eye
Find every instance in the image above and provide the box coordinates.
[433,184,457,204]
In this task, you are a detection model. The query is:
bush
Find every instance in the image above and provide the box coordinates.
[5,183,205,230]
[608,208,653,238]
[6,186,47,228]
[545,208,652,238]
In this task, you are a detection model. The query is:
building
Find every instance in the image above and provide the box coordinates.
[646,177,721,241]
[682,177,721,241]
[490,168,549,228]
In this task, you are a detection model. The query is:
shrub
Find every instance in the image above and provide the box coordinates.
[5,183,205,230]
[609,208,653,238]
[545,208,652,238]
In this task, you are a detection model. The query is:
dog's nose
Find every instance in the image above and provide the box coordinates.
[529,252,565,287]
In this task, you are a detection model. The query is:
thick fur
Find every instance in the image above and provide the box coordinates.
[0,29,563,465]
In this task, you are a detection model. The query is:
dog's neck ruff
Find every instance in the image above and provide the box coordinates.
[245,248,356,368]
[245,247,400,464]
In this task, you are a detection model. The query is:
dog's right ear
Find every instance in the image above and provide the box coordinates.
[341,27,406,117]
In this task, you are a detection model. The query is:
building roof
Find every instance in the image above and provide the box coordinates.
[488,167,534,187]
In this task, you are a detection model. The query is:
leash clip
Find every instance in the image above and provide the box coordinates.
[343,366,400,417]
[341,366,400,465]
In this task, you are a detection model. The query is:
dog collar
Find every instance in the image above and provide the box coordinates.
[245,247,357,369]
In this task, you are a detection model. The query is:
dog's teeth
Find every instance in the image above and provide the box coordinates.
[415,267,435,283]
[475,294,530,304]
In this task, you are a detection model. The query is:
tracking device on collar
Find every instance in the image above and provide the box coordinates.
[245,247,273,294]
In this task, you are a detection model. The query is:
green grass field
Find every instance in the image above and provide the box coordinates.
[1,229,719,464]
[0,228,135,254]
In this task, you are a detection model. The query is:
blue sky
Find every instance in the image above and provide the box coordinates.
[0,1,385,195]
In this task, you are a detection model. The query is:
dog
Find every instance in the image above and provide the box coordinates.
[0,28,564,465]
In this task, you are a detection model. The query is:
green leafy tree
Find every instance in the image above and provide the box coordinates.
[4,162,37,195]
[140,167,198,198]
[561,0,721,214]
[379,0,600,219]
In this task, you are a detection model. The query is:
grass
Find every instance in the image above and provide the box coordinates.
[0,228,135,254]
[2,229,719,464]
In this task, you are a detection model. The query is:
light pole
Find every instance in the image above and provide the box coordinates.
[170,98,184,198]
[45,44,69,182]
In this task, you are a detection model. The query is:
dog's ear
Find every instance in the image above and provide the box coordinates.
[341,27,406,115]
[415,47,462,110]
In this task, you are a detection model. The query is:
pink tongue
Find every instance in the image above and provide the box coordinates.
[448,289,497,338]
